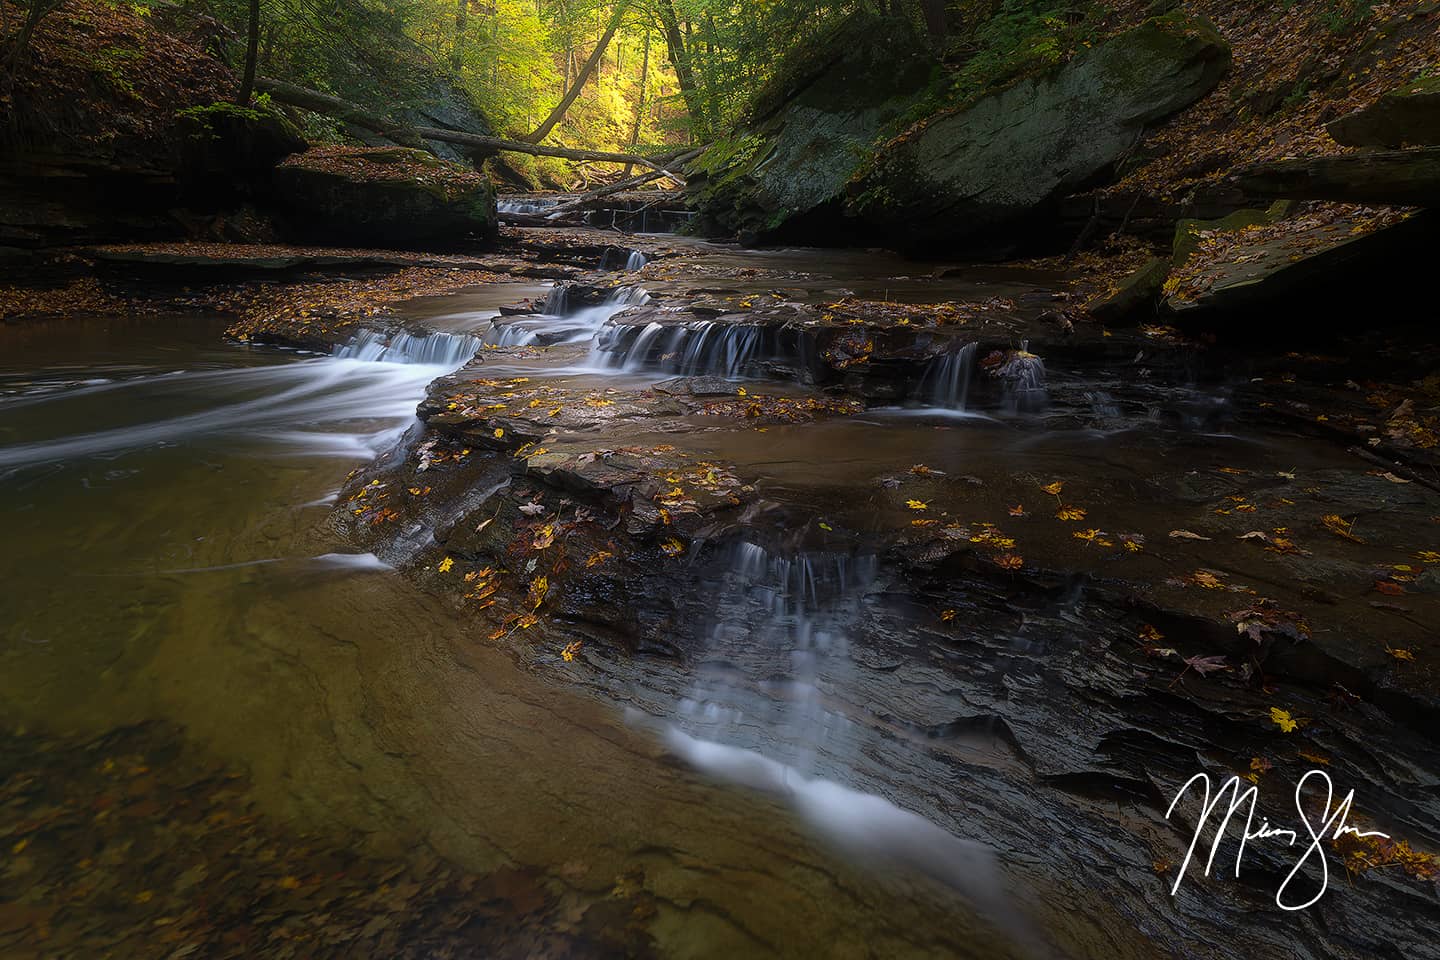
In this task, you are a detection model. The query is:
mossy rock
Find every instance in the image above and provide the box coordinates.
[685,12,939,243]
[175,102,307,176]
[272,146,496,250]
[848,11,1231,252]
[1328,75,1440,148]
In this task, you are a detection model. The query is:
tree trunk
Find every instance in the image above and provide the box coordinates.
[256,77,687,182]
[920,0,947,38]
[236,0,260,104]
[451,0,467,70]
[524,0,630,144]
[623,30,650,177]
[656,0,704,138]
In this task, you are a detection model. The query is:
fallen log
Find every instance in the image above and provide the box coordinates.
[543,148,703,217]
[258,77,685,183]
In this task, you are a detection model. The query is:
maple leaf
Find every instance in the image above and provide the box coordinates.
[1168,529,1212,541]
[437,557,454,573]
[906,499,929,510]
[585,550,613,568]
[1417,551,1440,564]
[993,553,1023,570]
[1188,569,1225,589]
[910,464,933,475]
[494,427,504,439]
[1269,707,1298,733]
[1385,645,1416,662]
[660,538,685,557]
[1184,654,1230,676]
[561,640,583,662]
[532,524,556,550]
[518,502,546,517]
[528,576,549,609]
[1008,504,1026,517]
[940,609,956,621]
[1040,481,1064,496]
[1139,624,1164,642]
[1055,505,1087,521]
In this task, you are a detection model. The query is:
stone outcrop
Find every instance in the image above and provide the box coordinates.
[1328,76,1440,148]
[272,146,497,249]
[685,13,938,243]
[849,11,1231,251]
[1233,147,1440,207]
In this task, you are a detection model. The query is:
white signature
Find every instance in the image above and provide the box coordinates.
[1165,769,1390,910]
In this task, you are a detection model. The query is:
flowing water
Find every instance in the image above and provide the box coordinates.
[0,308,1096,958]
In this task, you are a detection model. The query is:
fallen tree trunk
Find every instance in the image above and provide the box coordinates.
[258,77,686,183]
[256,78,428,149]
[543,147,703,217]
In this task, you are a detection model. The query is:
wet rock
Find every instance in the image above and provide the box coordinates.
[273,146,497,249]
[686,12,938,242]
[1233,147,1440,207]
[1328,76,1440,148]
[849,12,1231,251]
[175,102,307,183]
[1083,256,1170,326]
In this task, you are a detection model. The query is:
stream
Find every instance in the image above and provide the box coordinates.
[2,231,1438,959]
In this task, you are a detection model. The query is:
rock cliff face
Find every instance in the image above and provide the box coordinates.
[273,146,496,249]
[685,13,938,243]
[849,12,1231,251]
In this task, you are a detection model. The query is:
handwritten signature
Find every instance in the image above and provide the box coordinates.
[1165,769,1389,910]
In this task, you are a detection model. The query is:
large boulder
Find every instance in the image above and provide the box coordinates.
[1233,147,1440,208]
[685,13,938,243]
[1328,76,1440,148]
[272,145,497,249]
[848,12,1230,251]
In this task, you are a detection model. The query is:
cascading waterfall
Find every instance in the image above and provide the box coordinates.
[590,320,768,378]
[998,339,1048,413]
[496,198,558,217]
[646,540,1014,920]
[624,250,648,271]
[333,329,483,366]
[485,285,650,348]
[914,342,977,410]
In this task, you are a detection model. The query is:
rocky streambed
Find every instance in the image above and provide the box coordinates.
[3,223,1439,959]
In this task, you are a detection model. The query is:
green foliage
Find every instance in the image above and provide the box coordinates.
[950,1,1099,104]
[1318,0,1373,34]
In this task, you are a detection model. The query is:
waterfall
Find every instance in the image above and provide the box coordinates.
[488,285,650,348]
[590,320,767,378]
[625,250,648,271]
[997,340,1047,413]
[332,330,482,367]
[542,283,568,315]
[496,198,558,217]
[914,342,977,410]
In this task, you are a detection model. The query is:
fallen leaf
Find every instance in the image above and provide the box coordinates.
[1269,707,1298,733]
[906,499,929,510]
[1056,505,1087,521]
[1169,529,1212,541]
[437,557,454,573]
[1041,481,1064,496]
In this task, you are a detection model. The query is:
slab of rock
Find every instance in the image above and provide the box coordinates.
[1084,256,1170,326]
[273,146,496,249]
[685,13,938,242]
[849,12,1231,251]
[1233,147,1440,207]
[1328,76,1440,148]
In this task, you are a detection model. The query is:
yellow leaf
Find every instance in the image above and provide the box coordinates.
[278,876,301,891]
[1041,481,1064,496]
[1386,645,1416,662]
[528,576,549,609]
[660,538,685,557]
[494,428,504,439]
[561,640,583,662]
[940,609,956,621]
[1269,707,1298,733]
[437,557,454,573]
[1055,506,1087,521]
[906,499,928,510]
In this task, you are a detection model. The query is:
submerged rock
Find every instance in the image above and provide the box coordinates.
[1328,75,1440,148]
[685,13,938,243]
[273,146,497,249]
[849,12,1230,251]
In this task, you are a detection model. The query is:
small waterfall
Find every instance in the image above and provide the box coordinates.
[590,320,767,378]
[542,284,568,315]
[625,250,648,271]
[678,540,877,772]
[333,330,482,367]
[915,342,977,410]
[489,285,650,348]
[997,340,1047,413]
[496,198,558,217]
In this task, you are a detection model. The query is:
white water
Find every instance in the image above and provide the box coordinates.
[488,285,651,348]
[589,319,768,378]
[0,330,479,472]
[916,341,978,410]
